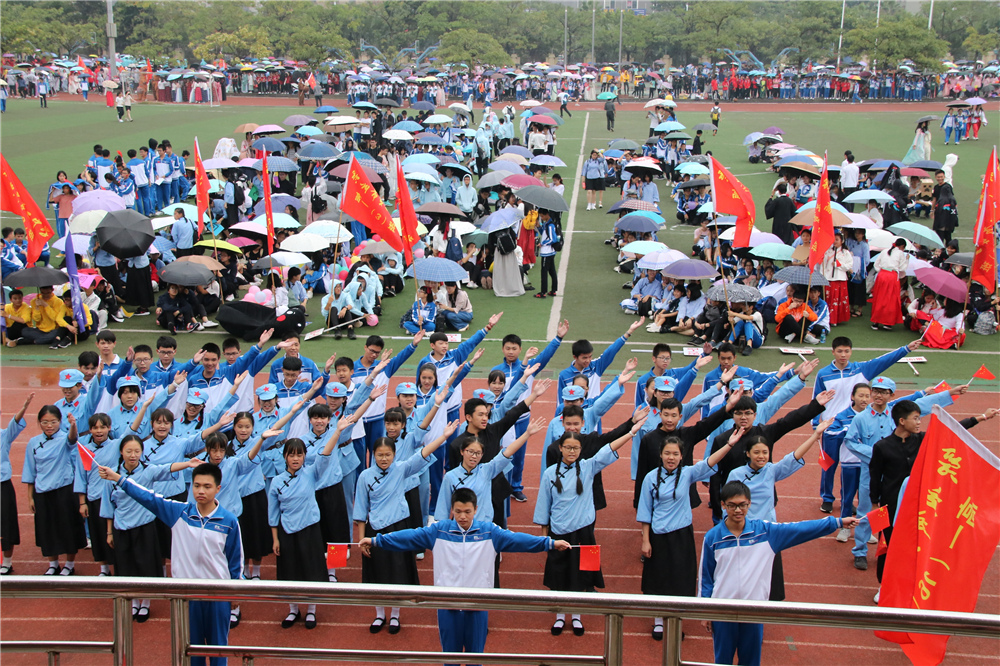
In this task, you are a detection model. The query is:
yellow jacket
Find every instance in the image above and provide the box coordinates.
[55,298,93,331]
[29,294,62,332]
[3,302,30,326]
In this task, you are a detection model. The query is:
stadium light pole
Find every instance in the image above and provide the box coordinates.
[927,0,935,30]
[106,0,118,77]
[618,9,623,71]
[564,7,568,69]
[835,0,846,72]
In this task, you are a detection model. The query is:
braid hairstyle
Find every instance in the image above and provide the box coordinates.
[554,433,586,495]
[657,435,685,500]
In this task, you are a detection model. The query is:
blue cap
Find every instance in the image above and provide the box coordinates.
[116,375,141,390]
[730,378,754,392]
[395,382,418,396]
[325,382,348,398]
[871,376,896,392]
[653,376,678,393]
[255,384,278,400]
[186,388,207,405]
[471,388,495,404]
[562,385,586,401]
[59,369,85,388]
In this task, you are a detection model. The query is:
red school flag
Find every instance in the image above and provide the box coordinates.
[0,153,54,265]
[971,364,995,381]
[326,543,348,569]
[809,156,834,271]
[192,137,210,236]
[578,545,601,571]
[875,406,1000,666]
[970,147,998,293]
[262,153,275,254]
[866,505,891,534]
[340,157,404,252]
[77,442,97,471]
[708,156,755,247]
[394,157,419,264]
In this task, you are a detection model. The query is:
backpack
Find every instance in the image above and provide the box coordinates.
[550,220,564,252]
[445,234,464,262]
[232,183,245,207]
[495,227,517,255]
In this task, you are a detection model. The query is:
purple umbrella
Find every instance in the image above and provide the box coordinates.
[530,155,567,167]
[763,126,784,135]
[914,265,967,302]
[661,259,719,280]
[72,189,126,215]
[500,145,533,159]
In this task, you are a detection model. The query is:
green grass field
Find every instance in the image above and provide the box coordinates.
[1,97,997,391]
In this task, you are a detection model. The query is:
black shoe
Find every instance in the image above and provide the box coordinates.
[534,292,546,299]
[741,346,753,356]
[652,625,663,641]
[512,491,527,503]
[334,331,342,340]
[230,608,241,629]
[737,335,746,354]
[572,618,585,636]
[370,618,386,634]
[820,501,833,514]
[136,607,150,623]
[387,617,400,635]
[347,327,356,340]
[551,619,565,636]
[304,612,317,629]
[853,556,868,571]
[282,611,301,628]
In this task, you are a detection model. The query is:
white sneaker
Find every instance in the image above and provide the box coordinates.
[784,333,796,342]
[415,552,425,561]
[868,534,878,545]
[873,589,880,604]
[202,321,219,328]
[835,528,850,543]
[804,333,820,344]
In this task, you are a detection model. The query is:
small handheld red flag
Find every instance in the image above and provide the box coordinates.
[193,137,210,236]
[326,543,348,569]
[972,364,996,381]
[578,545,601,571]
[876,532,888,558]
[78,443,97,471]
[817,446,835,471]
[867,505,891,534]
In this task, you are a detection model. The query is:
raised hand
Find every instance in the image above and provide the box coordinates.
[217,411,237,428]
[370,384,388,399]
[232,370,249,389]
[632,404,651,424]
[816,389,836,406]
[797,358,819,380]
[524,346,539,361]
[696,354,714,370]
[522,362,541,379]
[67,413,77,428]
[337,415,356,431]
[22,392,35,410]
[526,416,547,437]
[469,347,485,365]
[434,385,448,406]
[949,383,969,396]
[192,349,206,365]
[626,316,646,335]
[531,377,552,397]
[442,419,461,438]
[720,364,738,384]
[727,426,747,447]
[624,356,639,374]
[777,362,795,376]
[907,339,922,352]
[259,328,275,346]
[726,388,745,409]
[172,370,188,386]
[557,319,569,338]
[276,338,297,350]
[126,346,135,363]
[97,465,121,483]
[487,312,504,329]
[262,428,284,439]
[815,417,834,434]
[413,329,426,345]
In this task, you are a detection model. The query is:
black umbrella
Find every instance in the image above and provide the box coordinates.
[375,97,400,108]
[943,252,973,268]
[95,209,154,258]
[411,101,435,111]
[514,185,569,212]
[677,178,710,189]
[159,262,214,287]
[4,266,68,288]
[917,115,939,123]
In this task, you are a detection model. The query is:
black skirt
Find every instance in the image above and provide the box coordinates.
[113,521,163,578]
[316,483,350,546]
[848,281,867,307]
[155,491,187,559]
[238,490,272,561]
[403,487,422,531]
[33,484,87,558]
[769,551,785,601]
[1,479,21,550]
[86,497,114,564]
[641,526,697,597]
[543,524,604,592]
[276,522,327,583]
[125,264,155,308]
[363,520,420,586]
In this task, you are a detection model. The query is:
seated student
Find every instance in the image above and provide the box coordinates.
[2,289,30,342]
[156,283,195,334]
[806,286,831,343]
[361,487,570,661]
[690,298,727,345]
[648,285,685,334]
[775,287,819,344]
[905,289,943,333]
[921,297,967,349]
[668,284,706,338]
[726,302,766,356]
[403,287,437,334]
[701,481,859,666]
[622,269,664,317]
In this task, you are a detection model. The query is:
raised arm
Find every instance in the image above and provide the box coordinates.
[419,419,461,460]
[502,417,546,458]
[794,419,832,461]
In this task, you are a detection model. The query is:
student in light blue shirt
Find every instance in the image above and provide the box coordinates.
[170,209,198,256]
[1,393,33,575]
[74,414,128,576]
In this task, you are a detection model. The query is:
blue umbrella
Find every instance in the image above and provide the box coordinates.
[252,137,285,152]
[625,210,666,224]
[500,145,533,159]
[749,243,795,261]
[352,101,378,110]
[773,265,829,286]
[654,121,686,133]
[604,149,625,159]
[614,213,662,233]
[393,121,423,132]
[488,161,522,174]
[908,160,943,170]
[479,208,523,233]
[621,240,668,255]
[437,162,472,177]
[743,132,764,146]
[298,142,340,160]
[411,101,436,111]
[251,156,298,172]
[868,160,905,171]
[401,163,440,179]
[842,190,894,204]
[402,153,440,165]
[530,155,566,167]
[661,258,719,280]
[406,257,469,281]
[313,105,339,114]
[416,134,447,146]
[886,221,945,250]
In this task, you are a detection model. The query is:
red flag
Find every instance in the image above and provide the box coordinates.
[340,157,404,252]
[809,157,834,270]
[193,137,210,236]
[77,55,92,76]
[709,156,755,247]
[326,543,348,569]
[817,446,835,471]
[972,364,996,381]
[875,406,1000,666]
[306,72,316,90]
[0,153,54,265]
[876,532,888,557]
[78,443,97,471]
[932,381,954,400]
[262,154,275,254]
[146,59,152,74]
[971,148,998,293]
[395,158,418,264]
[867,505,891,534]
[578,545,601,571]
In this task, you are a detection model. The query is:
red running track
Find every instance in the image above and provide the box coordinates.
[1,365,996,665]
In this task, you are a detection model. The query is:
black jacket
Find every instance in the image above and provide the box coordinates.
[765,195,797,245]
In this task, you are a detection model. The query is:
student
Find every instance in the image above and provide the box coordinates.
[534,416,647,636]
[268,415,358,629]
[404,287,437,333]
[556,317,643,405]
[701,480,859,666]
[1,393,34,575]
[822,383,872,542]
[636,428,742,639]
[267,333,322,384]
[534,209,560,298]
[354,415,458,634]
[361,487,570,661]
[98,459,246,665]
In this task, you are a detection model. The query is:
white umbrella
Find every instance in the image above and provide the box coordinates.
[52,234,92,253]
[449,103,471,113]
[151,216,175,231]
[280,232,331,253]
[644,98,666,109]
[67,210,107,234]
[519,100,542,108]
[867,228,915,252]
[325,115,359,126]
[305,221,354,243]
[446,221,477,237]
[383,129,414,141]
[202,158,237,170]
[257,251,312,267]
[404,171,441,185]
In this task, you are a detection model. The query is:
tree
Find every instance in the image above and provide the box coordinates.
[191,25,273,61]
[844,14,948,72]
[962,27,1000,63]
[437,28,511,66]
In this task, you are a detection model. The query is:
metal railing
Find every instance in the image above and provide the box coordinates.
[2,577,998,666]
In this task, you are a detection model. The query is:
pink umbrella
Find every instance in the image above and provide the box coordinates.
[529,115,557,126]
[229,221,267,236]
[501,174,544,190]
[72,189,126,215]
[327,162,383,182]
[914,265,968,302]
[226,236,258,248]
[252,124,285,135]
[236,158,258,167]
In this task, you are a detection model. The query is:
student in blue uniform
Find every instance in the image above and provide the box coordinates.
[354,415,458,634]
[22,407,85,576]
[1,393,34,575]
[701,480,859,666]
[98,459,245,666]
[556,318,644,405]
[54,369,105,434]
[636,428,741,639]
[361,487,571,664]
[268,414,359,629]
[534,415,646,636]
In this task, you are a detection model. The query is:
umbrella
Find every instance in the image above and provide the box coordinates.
[305,222,354,243]
[444,221,477,238]
[252,124,286,135]
[661,259,719,280]
[916,115,939,124]
[943,252,973,268]
[719,227,783,247]
[159,262,214,287]
[101,80,119,89]
[789,207,852,228]
[945,101,970,108]
[449,102,470,113]
[529,115,558,127]
[416,202,468,218]
[411,101,436,111]
[676,162,710,176]
[774,265,829,286]
[479,208,524,233]
[424,114,453,125]
[908,160,942,170]
[229,221,268,236]
[407,257,469,282]
[501,174,544,190]
[252,137,285,153]
[284,114,314,126]
[159,203,210,223]
[251,156,298,172]
[5,266,68,288]
[253,252,310,269]
[501,146,534,159]
[887,221,945,249]
[597,92,618,100]
[621,241,668,256]
[476,172,508,189]
[96,210,155,258]
[644,99,667,109]
[749,243,795,261]
[416,134,447,146]
[607,199,660,213]
[393,121,424,132]
[515,185,569,212]
[313,106,338,114]
[352,102,378,111]
[328,161,384,182]
[520,100,542,108]
[295,126,323,137]
[383,129,414,141]
[743,132,764,146]
[866,228,914,252]
[270,213,302,229]
[763,126,784,135]
[676,178,709,190]
[201,158,237,170]
[175,254,224,271]
[637,249,686,270]
[325,115,360,127]
[530,155,566,168]
[298,142,340,160]
[358,240,398,255]
[51,234,92,253]
[654,121,686,133]
[195,240,243,254]
[67,210,108,234]
[497,153,529,166]
[235,123,260,134]
[965,97,986,105]
[403,154,441,166]
[488,160,522,174]
[403,171,440,185]
[608,139,641,151]
[280,233,330,253]
[913,265,967,302]
[72,190,126,215]
[375,98,400,108]
[615,213,662,233]
[841,213,879,230]
[842,190,895,204]
[707,283,761,302]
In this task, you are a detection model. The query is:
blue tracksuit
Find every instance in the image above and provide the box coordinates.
[556,335,627,406]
